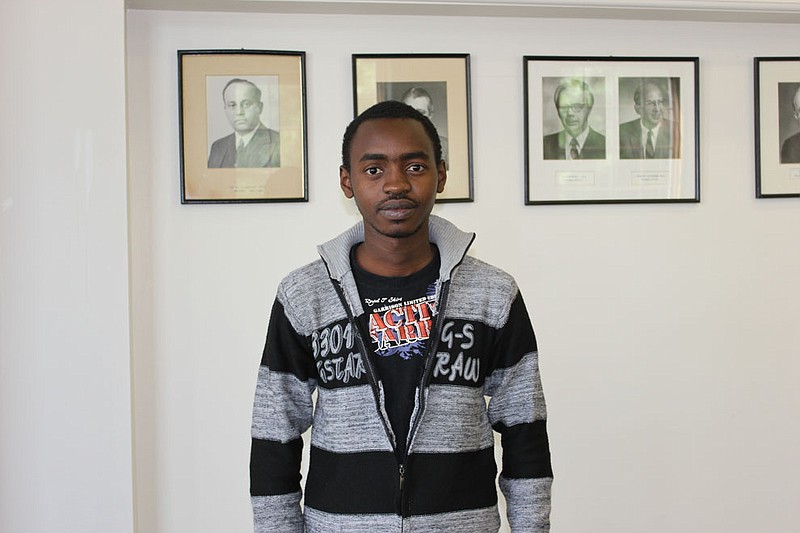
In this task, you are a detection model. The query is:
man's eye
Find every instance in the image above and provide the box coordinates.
[365,167,382,176]
[407,164,425,172]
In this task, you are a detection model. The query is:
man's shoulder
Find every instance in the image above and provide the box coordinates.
[542,131,561,143]
[449,256,521,326]
[780,131,800,162]
[587,128,606,142]
[254,125,280,141]
[783,131,800,147]
[542,131,562,157]
[455,255,517,289]
[619,119,640,132]
[210,132,235,149]
[279,259,328,292]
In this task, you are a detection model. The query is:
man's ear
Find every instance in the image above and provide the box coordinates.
[436,160,447,194]
[340,166,354,198]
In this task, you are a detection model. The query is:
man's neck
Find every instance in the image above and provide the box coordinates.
[235,123,262,142]
[354,230,435,278]
[566,127,588,142]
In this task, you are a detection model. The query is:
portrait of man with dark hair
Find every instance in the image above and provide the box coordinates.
[207,77,280,169]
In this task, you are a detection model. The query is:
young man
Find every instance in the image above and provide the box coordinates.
[250,101,552,532]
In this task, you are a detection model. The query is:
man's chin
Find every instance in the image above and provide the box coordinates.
[375,220,426,239]
[380,228,417,239]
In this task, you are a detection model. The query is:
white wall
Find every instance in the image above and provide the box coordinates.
[0,1,134,533]
[126,8,800,533]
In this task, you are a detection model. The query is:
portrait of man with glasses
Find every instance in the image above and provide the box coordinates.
[542,77,607,160]
[619,78,681,160]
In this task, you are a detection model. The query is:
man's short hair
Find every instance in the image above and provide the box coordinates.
[222,78,262,102]
[400,87,433,106]
[792,85,800,116]
[632,80,664,106]
[341,100,443,171]
[553,78,594,109]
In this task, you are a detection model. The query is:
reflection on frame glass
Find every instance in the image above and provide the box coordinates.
[352,54,474,203]
[524,56,700,205]
[178,50,308,203]
[754,57,800,198]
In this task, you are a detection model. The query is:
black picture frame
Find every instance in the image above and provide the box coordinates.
[754,57,800,198]
[352,54,474,203]
[524,56,700,205]
[178,49,308,204]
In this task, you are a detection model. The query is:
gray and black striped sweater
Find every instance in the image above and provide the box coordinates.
[250,216,553,532]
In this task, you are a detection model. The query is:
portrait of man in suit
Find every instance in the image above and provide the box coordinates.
[779,84,800,164]
[207,78,280,169]
[542,78,606,160]
[399,86,449,167]
[619,79,680,160]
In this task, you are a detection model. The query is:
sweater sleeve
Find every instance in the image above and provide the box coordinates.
[250,296,316,532]
[485,291,553,532]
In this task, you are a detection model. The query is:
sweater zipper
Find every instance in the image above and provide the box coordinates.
[398,279,452,516]
[329,279,398,452]
[327,264,462,519]
[405,280,451,446]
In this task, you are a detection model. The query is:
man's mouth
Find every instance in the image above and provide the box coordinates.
[378,199,417,219]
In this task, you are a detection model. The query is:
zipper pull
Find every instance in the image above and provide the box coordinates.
[399,464,406,490]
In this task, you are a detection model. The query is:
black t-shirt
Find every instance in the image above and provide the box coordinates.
[351,245,440,461]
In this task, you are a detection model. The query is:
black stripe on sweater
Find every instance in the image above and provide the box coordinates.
[304,448,398,514]
[404,447,498,515]
[261,299,317,381]
[303,446,498,516]
[493,419,553,479]
[490,293,538,372]
[250,437,303,496]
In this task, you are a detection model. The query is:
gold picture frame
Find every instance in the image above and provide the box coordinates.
[179,50,308,203]
[352,54,474,203]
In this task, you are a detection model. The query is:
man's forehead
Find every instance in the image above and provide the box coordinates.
[559,87,587,101]
[352,118,432,150]
[643,86,663,98]
[225,83,258,99]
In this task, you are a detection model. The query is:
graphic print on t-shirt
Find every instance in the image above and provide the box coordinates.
[365,282,438,360]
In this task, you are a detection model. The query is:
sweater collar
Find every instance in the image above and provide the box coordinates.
[317,215,475,283]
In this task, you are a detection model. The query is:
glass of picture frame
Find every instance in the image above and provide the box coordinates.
[754,56,800,198]
[178,49,308,203]
[352,54,474,203]
[524,56,700,205]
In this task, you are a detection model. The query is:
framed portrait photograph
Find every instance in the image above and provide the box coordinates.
[524,56,700,205]
[352,54,473,202]
[754,57,800,198]
[178,50,308,203]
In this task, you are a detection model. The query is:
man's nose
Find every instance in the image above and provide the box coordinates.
[383,166,411,193]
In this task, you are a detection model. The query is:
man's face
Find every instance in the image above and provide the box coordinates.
[402,96,433,119]
[636,85,666,129]
[223,82,263,133]
[340,118,446,241]
[556,87,591,138]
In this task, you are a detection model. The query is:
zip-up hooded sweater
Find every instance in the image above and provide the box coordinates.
[251,215,553,532]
